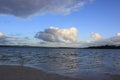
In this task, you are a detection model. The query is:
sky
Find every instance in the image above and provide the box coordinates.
[0,0,120,47]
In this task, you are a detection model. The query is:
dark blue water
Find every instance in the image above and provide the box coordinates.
[0,47,120,80]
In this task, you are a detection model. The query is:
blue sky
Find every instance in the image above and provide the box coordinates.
[0,0,120,47]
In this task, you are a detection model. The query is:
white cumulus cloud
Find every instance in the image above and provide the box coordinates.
[35,27,78,43]
[0,32,4,38]
[91,32,102,40]
[117,32,120,36]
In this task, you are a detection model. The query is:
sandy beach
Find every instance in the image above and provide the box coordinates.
[0,65,81,80]
[0,65,120,80]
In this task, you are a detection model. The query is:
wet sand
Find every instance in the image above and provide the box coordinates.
[0,65,120,80]
[110,74,120,80]
[0,65,81,80]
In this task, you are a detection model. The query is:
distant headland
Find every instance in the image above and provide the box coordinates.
[86,45,120,49]
[0,45,120,49]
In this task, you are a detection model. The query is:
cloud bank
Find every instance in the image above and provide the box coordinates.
[1,31,120,47]
[91,32,120,46]
[0,32,13,45]
[0,0,92,17]
[35,27,78,43]
[0,32,37,45]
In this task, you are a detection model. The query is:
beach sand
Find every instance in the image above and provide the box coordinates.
[0,65,120,80]
[0,65,81,80]
[110,74,120,80]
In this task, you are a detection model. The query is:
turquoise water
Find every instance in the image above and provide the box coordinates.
[0,47,120,80]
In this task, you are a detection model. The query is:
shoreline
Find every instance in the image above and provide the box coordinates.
[0,65,81,80]
[0,65,120,80]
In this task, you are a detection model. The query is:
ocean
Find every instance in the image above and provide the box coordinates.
[0,47,120,80]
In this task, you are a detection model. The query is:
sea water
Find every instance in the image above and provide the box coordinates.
[0,47,120,80]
